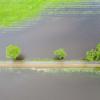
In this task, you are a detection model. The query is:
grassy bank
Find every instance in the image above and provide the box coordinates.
[0,0,47,26]
[0,0,91,27]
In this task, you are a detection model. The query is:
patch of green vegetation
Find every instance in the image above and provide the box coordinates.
[49,68,100,75]
[29,68,100,76]
[63,68,95,72]
[6,44,21,60]
[94,67,100,71]
[0,0,47,27]
[33,58,55,62]
[0,0,91,27]
[85,43,100,61]
[53,48,67,60]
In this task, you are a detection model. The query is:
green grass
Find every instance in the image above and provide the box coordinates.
[0,0,47,27]
[0,0,91,27]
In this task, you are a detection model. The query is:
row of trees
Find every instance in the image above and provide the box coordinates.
[6,43,100,61]
[85,43,100,61]
[6,45,67,61]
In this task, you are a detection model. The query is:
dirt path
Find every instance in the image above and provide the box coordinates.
[0,61,99,68]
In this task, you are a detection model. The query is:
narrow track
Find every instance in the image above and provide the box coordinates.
[0,61,99,68]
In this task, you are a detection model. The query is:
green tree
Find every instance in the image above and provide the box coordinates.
[85,43,100,61]
[6,45,21,60]
[96,43,100,51]
[85,49,96,61]
[53,48,67,60]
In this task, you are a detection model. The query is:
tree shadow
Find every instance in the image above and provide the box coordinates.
[14,54,25,61]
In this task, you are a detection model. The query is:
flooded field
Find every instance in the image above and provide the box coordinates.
[0,15,100,60]
[0,1,100,100]
[0,70,99,100]
[0,1,100,60]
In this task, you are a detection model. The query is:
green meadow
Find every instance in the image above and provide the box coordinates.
[0,0,90,27]
[0,0,47,26]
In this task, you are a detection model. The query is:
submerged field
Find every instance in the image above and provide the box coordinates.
[0,69,99,100]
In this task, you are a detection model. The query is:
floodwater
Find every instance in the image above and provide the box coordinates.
[0,2,100,100]
[0,70,99,100]
[0,2,100,60]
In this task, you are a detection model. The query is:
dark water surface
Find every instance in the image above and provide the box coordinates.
[0,70,99,100]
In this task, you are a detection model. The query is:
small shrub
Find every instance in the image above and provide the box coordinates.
[6,45,21,60]
[53,48,67,60]
[85,49,96,61]
[85,43,100,61]
[96,43,100,51]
